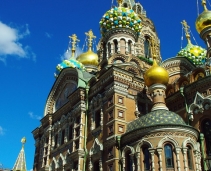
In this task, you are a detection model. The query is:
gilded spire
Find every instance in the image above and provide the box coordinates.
[181,20,191,44]
[69,34,80,58]
[202,0,208,11]
[85,30,96,50]
[13,137,27,171]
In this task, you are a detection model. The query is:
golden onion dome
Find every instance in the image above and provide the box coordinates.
[144,59,169,87]
[77,48,98,66]
[195,1,211,33]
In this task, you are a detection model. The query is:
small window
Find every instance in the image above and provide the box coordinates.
[118,110,124,118]
[108,110,113,120]
[54,134,58,149]
[108,147,113,158]
[118,96,123,104]
[108,125,113,135]
[118,125,124,133]
[108,164,113,171]
[61,129,65,145]
[95,110,101,128]
[114,40,118,53]
[164,144,174,168]
[93,161,99,171]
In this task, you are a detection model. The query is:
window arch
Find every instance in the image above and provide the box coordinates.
[202,119,211,156]
[144,36,151,58]
[142,146,151,170]
[187,145,193,169]
[164,144,174,168]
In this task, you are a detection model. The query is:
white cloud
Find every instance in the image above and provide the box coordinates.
[45,32,52,38]
[0,126,5,135]
[60,47,84,61]
[0,21,36,61]
[28,112,41,120]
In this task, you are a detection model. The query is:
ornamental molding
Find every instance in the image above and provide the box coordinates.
[157,136,179,148]
[90,138,103,155]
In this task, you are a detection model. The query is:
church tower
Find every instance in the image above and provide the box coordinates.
[13,137,27,171]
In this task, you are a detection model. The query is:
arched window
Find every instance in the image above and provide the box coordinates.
[187,146,193,169]
[54,134,58,149]
[120,39,126,54]
[114,40,118,53]
[144,36,151,58]
[142,147,151,170]
[164,144,174,168]
[125,151,133,171]
[202,119,211,156]
[128,41,132,54]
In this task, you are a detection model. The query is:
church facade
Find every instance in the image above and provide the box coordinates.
[32,0,211,171]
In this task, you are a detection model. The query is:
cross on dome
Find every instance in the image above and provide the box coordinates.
[181,20,191,44]
[69,34,80,57]
[85,30,96,48]
[202,0,208,11]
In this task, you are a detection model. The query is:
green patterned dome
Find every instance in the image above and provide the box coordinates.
[99,7,142,36]
[177,43,206,65]
[126,109,186,132]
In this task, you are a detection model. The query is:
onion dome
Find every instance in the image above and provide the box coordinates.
[144,59,169,87]
[54,34,86,78]
[177,43,206,65]
[195,0,211,33]
[99,6,142,36]
[178,20,206,65]
[77,30,98,66]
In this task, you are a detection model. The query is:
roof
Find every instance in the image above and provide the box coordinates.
[126,109,186,132]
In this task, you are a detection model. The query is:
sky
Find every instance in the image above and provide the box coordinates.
[0,0,208,170]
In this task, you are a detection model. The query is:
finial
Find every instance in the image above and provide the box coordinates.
[202,0,208,11]
[117,0,123,7]
[85,30,96,50]
[21,137,26,148]
[181,20,191,44]
[69,34,80,58]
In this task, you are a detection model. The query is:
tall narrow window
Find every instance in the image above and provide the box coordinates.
[61,129,65,145]
[187,146,193,169]
[95,110,101,128]
[120,39,126,54]
[202,119,211,156]
[69,125,73,140]
[144,36,151,58]
[128,41,132,54]
[164,144,174,168]
[54,134,58,149]
[125,151,133,171]
[108,43,111,55]
[143,147,150,170]
[114,40,118,53]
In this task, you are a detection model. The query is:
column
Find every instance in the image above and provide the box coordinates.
[149,148,155,171]
[135,152,140,171]
[99,154,103,171]
[182,147,188,171]
[130,154,135,171]
[175,147,181,171]
[157,148,163,171]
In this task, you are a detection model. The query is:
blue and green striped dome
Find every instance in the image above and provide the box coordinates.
[100,7,142,36]
[55,59,86,77]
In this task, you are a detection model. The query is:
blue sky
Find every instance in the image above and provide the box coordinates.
[0,0,207,170]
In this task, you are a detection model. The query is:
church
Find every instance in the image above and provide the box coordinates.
[32,0,211,170]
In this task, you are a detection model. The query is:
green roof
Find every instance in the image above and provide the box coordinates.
[126,109,186,132]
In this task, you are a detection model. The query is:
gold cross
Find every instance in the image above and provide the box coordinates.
[181,20,191,44]
[69,34,80,51]
[85,30,96,48]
